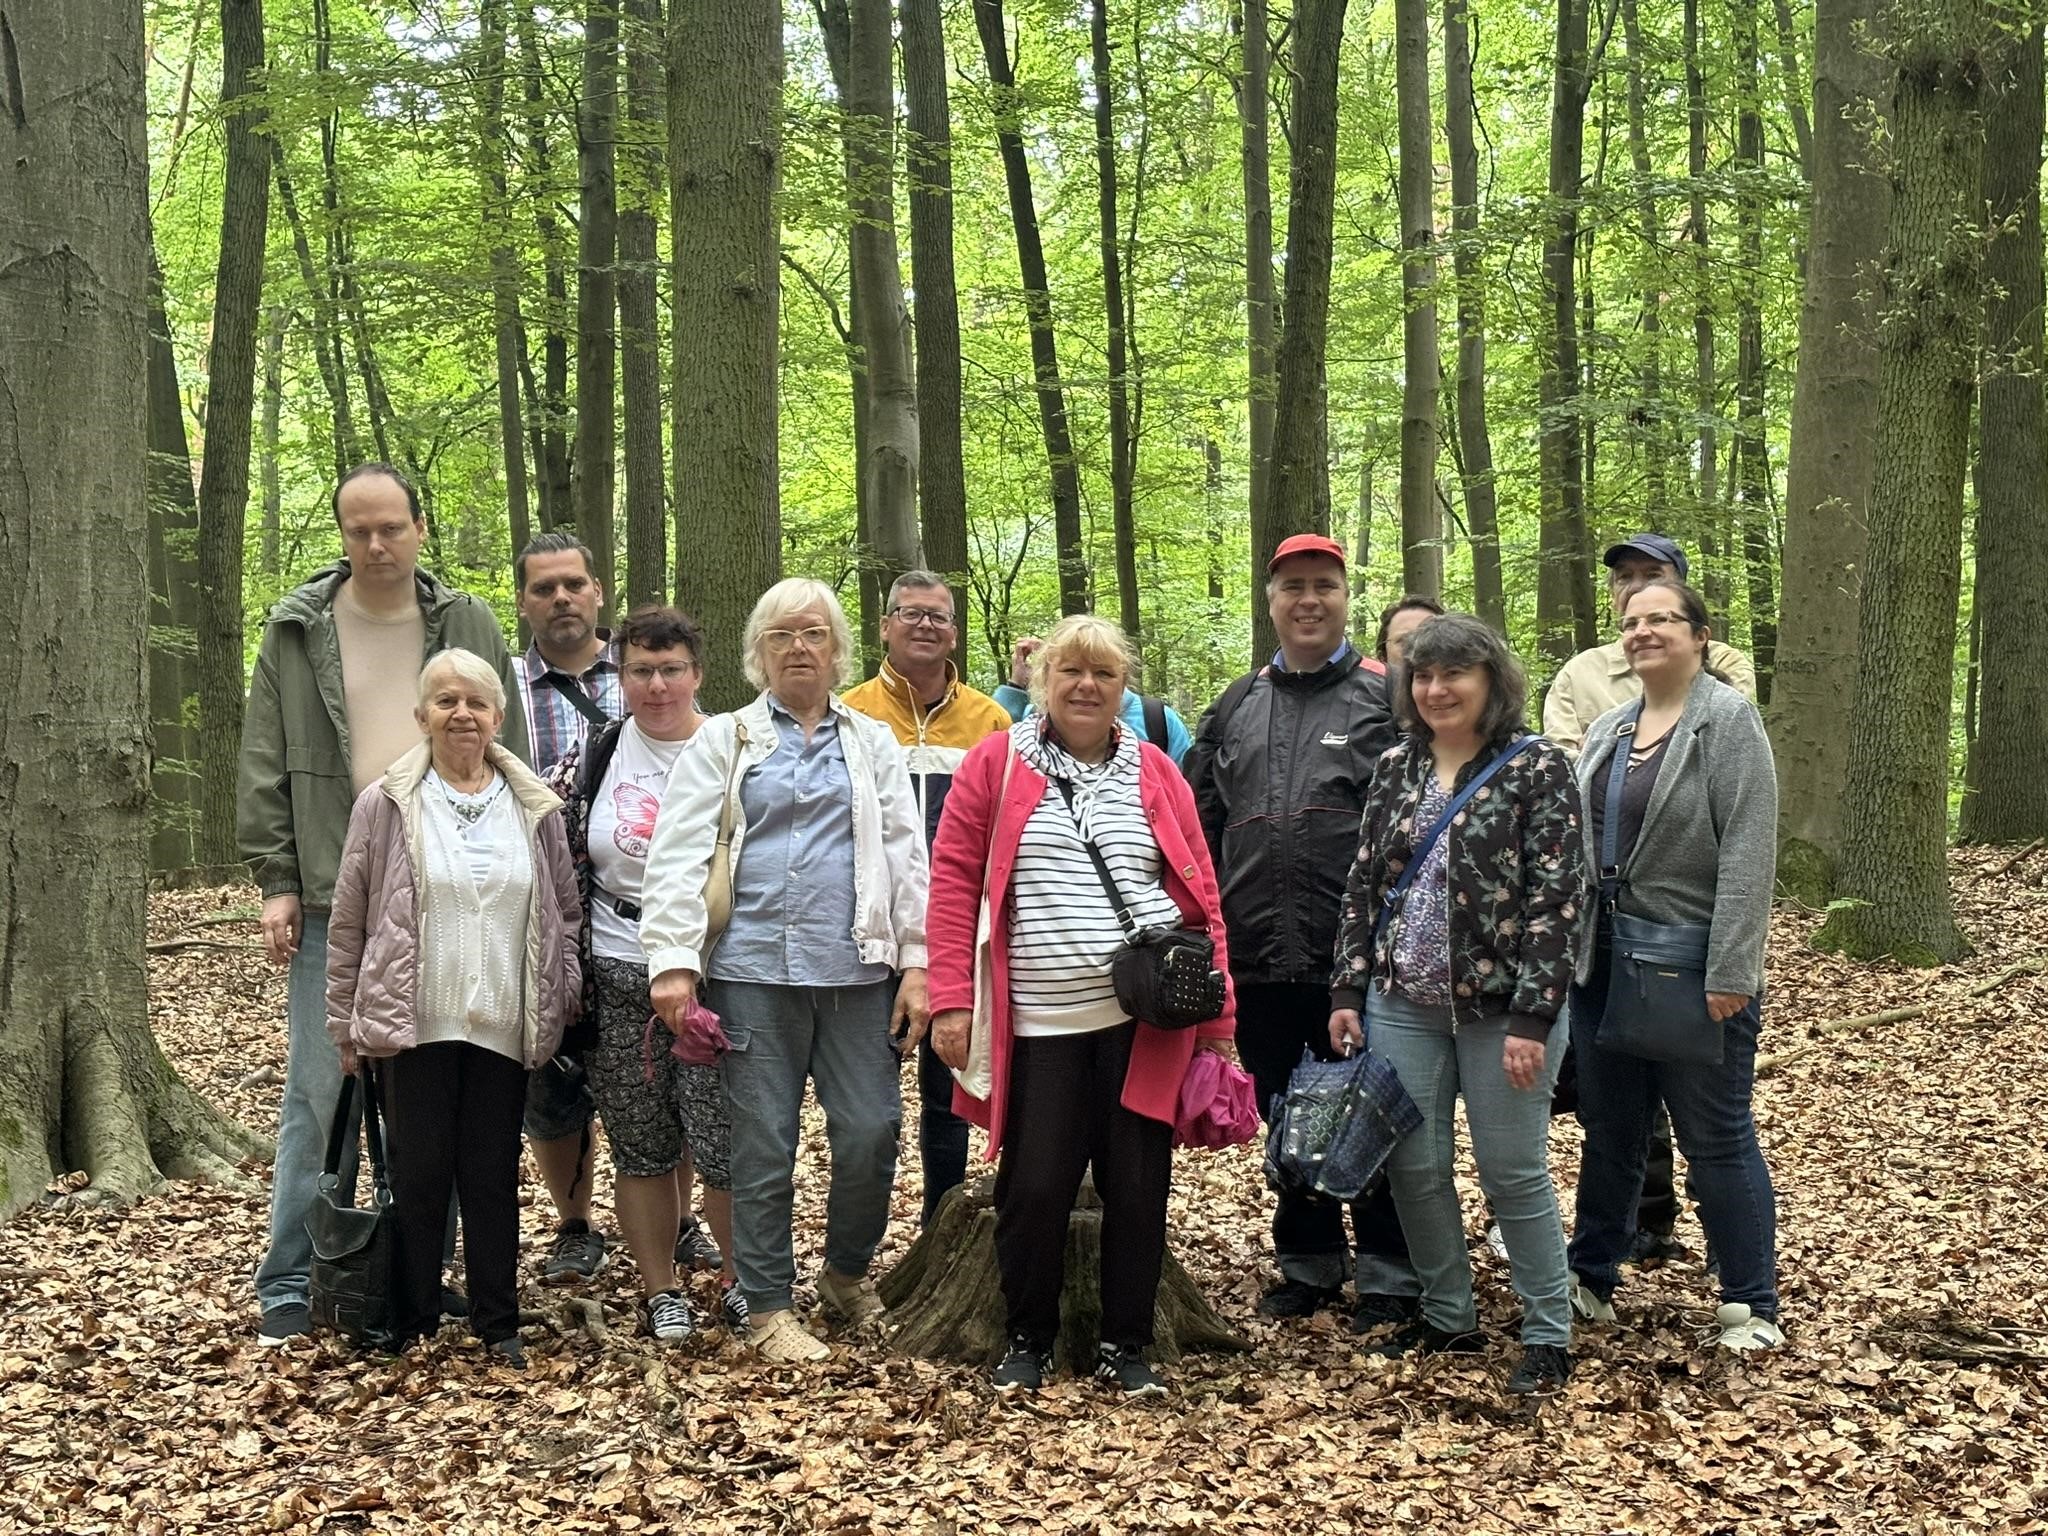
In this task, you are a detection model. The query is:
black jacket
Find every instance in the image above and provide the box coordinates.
[1184,649,1399,986]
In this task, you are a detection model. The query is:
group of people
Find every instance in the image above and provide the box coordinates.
[241,462,1780,1398]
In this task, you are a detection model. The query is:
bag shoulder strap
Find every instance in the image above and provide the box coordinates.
[984,745,1018,907]
[1375,734,1539,940]
[322,1067,391,1199]
[715,719,750,849]
[540,669,614,730]
[1141,693,1169,752]
[1055,778,1143,944]
[1598,700,1644,905]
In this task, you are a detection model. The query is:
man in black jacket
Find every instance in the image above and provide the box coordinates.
[1184,534,1419,1328]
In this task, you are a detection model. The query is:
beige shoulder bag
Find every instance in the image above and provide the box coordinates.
[701,720,750,944]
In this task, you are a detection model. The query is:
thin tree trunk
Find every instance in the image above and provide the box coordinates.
[271,144,355,481]
[619,0,667,610]
[146,245,199,872]
[1237,0,1280,585]
[975,0,1088,614]
[670,0,783,706]
[1093,0,1141,639]
[259,302,285,576]
[1396,0,1442,599]
[479,0,534,571]
[1619,0,1665,518]
[1735,0,1775,700]
[577,0,620,610]
[1770,0,1816,177]
[520,5,574,529]
[1686,0,1722,616]
[1444,0,1503,630]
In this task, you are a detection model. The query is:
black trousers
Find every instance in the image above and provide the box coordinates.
[994,1022,1172,1351]
[1235,982,1414,1292]
[384,1041,529,1345]
[916,1034,969,1227]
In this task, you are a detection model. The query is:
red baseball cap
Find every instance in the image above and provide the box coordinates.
[1267,533,1347,572]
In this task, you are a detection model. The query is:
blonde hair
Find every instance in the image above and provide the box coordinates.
[416,648,506,712]
[741,576,855,691]
[1028,614,1136,709]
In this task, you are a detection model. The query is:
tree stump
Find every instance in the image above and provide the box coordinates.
[879,1175,1249,1372]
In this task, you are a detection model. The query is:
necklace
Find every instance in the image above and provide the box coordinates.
[431,768,505,826]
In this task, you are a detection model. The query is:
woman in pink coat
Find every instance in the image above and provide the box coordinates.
[928,615,1235,1396]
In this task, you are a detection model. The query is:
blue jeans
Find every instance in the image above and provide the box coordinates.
[1567,940,1778,1318]
[254,912,356,1312]
[1370,990,1572,1346]
[712,979,901,1315]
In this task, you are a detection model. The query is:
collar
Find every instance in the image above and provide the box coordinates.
[383,739,563,820]
[1272,638,1354,674]
[1598,640,1634,679]
[765,691,847,727]
[524,629,618,683]
[877,657,958,711]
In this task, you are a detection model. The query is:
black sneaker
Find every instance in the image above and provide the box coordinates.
[1094,1343,1167,1397]
[1368,1318,1486,1359]
[992,1336,1050,1393]
[257,1303,312,1347]
[1624,1229,1687,1268]
[542,1220,609,1284]
[675,1216,723,1273]
[1506,1343,1572,1396]
[488,1336,527,1370]
[646,1288,696,1342]
[718,1281,750,1333]
[1257,1279,1343,1319]
[1350,1292,1419,1333]
[440,1287,470,1319]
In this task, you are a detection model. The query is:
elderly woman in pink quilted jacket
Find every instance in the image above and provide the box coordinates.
[326,648,581,1366]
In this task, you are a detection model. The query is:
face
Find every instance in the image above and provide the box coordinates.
[1267,556,1350,659]
[1045,649,1125,745]
[520,550,602,652]
[1383,607,1433,669]
[1410,659,1491,742]
[880,585,957,672]
[415,667,506,759]
[1619,585,1708,680]
[761,607,838,699]
[337,474,425,591]
[1608,555,1678,614]
[620,641,700,739]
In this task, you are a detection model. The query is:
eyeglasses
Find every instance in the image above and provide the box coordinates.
[888,605,956,631]
[1618,611,1691,633]
[762,626,833,654]
[622,663,695,684]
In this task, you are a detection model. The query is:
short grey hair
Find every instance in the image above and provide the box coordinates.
[885,569,953,612]
[742,576,855,691]
[1392,613,1529,744]
[417,648,507,712]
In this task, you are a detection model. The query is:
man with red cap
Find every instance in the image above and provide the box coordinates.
[1183,533,1418,1328]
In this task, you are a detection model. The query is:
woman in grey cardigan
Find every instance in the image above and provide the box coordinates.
[1564,579,1782,1353]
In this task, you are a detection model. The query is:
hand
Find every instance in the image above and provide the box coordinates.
[259,893,302,968]
[1502,1035,1547,1092]
[339,1043,359,1076]
[891,968,932,1052]
[1195,1037,1236,1059]
[1706,991,1751,1023]
[1009,635,1044,691]
[930,1008,972,1071]
[1329,1008,1363,1056]
[650,969,699,1035]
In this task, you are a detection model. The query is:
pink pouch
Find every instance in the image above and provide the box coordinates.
[1173,1049,1260,1150]
[641,999,734,1080]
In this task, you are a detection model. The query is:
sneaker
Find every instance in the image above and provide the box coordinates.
[674,1216,723,1273]
[815,1268,886,1332]
[1506,1343,1573,1396]
[1094,1343,1167,1397]
[1485,1223,1509,1261]
[1568,1277,1617,1325]
[992,1336,1051,1393]
[1368,1318,1486,1359]
[719,1281,750,1333]
[542,1220,610,1284]
[488,1336,527,1370]
[1624,1229,1687,1268]
[749,1308,831,1363]
[256,1303,312,1347]
[1256,1279,1343,1319]
[646,1288,696,1343]
[1715,1303,1785,1353]
[1350,1292,1418,1333]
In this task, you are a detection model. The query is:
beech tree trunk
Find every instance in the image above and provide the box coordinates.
[1812,0,1988,965]
[1769,0,1889,902]
[1396,0,1442,599]
[1960,21,2048,842]
[1734,0,1775,701]
[479,0,534,572]
[1444,0,1503,630]
[1238,0,1281,613]
[1619,0,1666,519]
[271,144,355,482]
[145,247,199,873]
[259,302,286,577]
[0,0,263,1219]
[1685,0,1720,611]
[520,6,574,530]
[195,0,269,867]
[670,0,783,706]
[619,0,667,609]
[577,0,620,610]
[1093,0,1141,640]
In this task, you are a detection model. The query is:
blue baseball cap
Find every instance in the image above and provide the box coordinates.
[1603,533,1688,582]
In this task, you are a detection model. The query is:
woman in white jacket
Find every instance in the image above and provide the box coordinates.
[641,578,930,1362]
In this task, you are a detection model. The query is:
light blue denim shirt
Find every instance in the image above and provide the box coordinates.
[706,696,889,988]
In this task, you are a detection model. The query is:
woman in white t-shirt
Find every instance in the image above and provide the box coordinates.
[545,608,738,1343]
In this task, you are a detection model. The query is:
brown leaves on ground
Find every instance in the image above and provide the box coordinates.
[4,855,2048,1534]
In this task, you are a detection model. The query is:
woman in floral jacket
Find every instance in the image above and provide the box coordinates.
[1329,613,1593,1398]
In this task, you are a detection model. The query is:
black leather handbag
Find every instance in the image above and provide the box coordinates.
[305,1067,402,1348]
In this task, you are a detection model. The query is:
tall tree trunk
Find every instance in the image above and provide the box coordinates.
[1770,0,1816,177]
[1685,0,1722,614]
[671,0,783,706]
[271,144,355,481]
[1619,0,1665,519]
[1960,21,2048,842]
[1444,0,1503,629]
[619,0,666,609]
[1768,0,1888,901]
[1734,0,1775,700]
[146,246,199,873]
[1093,0,1141,639]
[1396,0,1442,599]
[195,0,269,867]
[1237,0,1280,587]
[975,0,1088,614]
[520,5,574,529]
[1263,0,1349,660]
[1812,0,1988,965]
[479,0,534,572]
[577,0,620,611]
[0,0,263,1218]
[259,302,285,577]
[902,0,970,658]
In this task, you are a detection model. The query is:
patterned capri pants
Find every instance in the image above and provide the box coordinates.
[585,956,733,1187]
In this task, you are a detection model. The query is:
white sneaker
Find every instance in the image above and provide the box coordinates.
[1715,1303,1784,1353]
[748,1308,831,1363]
[645,1288,695,1343]
[1485,1223,1509,1261]
[1568,1278,1617,1324]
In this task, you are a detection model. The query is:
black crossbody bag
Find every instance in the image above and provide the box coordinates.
[306,1067,402,1348]
[1056,780,1226,1031]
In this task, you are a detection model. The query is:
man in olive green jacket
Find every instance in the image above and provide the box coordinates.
[242,464,526,1345]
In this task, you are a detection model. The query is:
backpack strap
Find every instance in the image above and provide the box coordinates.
[1141,693,1169,752]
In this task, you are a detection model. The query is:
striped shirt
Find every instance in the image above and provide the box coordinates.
[517,633,622,772]
[1006,723,1182,1036]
